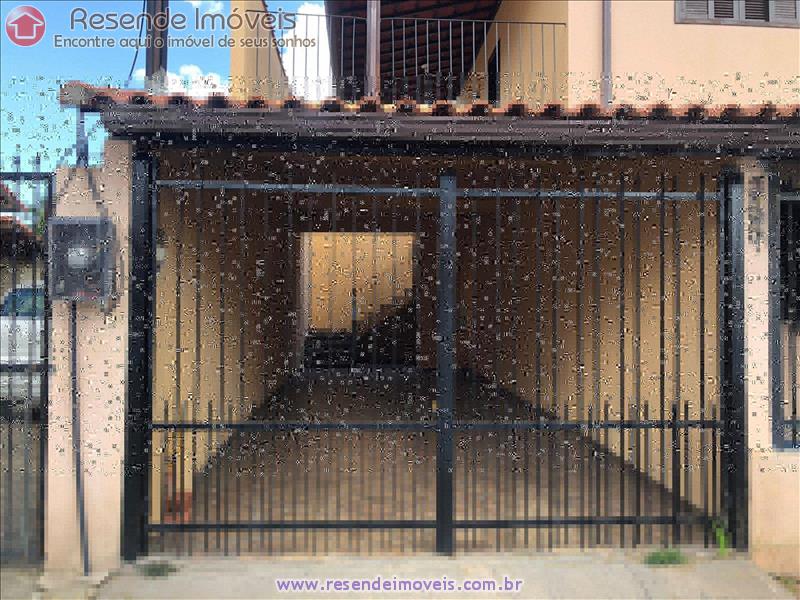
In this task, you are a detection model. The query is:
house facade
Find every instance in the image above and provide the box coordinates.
[1,0,797,587]
[230,0,800,108]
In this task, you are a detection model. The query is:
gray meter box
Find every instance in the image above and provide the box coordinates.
[49,217,115,304]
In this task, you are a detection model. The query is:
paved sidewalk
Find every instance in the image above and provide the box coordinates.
[1,568,40,600]
[3,550,793,599]
[92,550,793,600]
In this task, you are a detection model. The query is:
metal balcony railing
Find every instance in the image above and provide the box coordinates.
[279,12,566,106]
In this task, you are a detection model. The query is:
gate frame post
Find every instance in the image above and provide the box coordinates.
[766,170,784,450]
[435,173,457,554]
[719,170,748,549]
[123,153,157,561]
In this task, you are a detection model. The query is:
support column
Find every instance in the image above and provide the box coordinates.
[229,0,289,101]
[145,0,169,94]
[740,159,800,577]
[435,173,456,554]
[721,172,747,548]
[44,141,133,583]
[122,156,156,561]
[366,0,381,99]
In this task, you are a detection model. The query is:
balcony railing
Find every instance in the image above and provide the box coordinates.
[269,12,566,106]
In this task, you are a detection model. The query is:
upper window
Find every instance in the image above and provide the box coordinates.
[676,0,799,25]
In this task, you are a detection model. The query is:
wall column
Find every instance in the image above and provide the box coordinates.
[740,159,800,577]
[43,141,133,582]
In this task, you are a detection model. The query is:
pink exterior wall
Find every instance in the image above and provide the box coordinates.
[44,141,132,581]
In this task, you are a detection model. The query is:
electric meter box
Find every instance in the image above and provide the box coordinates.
[49,216,115,304]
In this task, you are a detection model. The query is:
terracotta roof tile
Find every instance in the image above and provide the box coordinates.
[0,183,25,212]
[0,214,40,247]
[60,81,800,123]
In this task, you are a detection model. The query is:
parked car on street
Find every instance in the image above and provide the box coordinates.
[0,286,45,413]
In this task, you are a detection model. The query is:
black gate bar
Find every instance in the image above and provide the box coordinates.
[719,173,748,548]
[155,178,708,201]
[435,173,457,554]
[123,156,157,560]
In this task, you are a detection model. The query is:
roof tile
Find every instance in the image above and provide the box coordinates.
[59,81,800,124]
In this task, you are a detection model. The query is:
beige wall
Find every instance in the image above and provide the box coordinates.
[305,232,415,331]
[497,0,799,108]
[460,1,568,107]
[566,0,603,108]
[742,161,800,578]
[566,0,800,107]
[229,0,289,100]
[44,142,132,578]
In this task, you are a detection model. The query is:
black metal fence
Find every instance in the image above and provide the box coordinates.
[283,13,565,104]
[375,17,566,105]
[123,157,748,557]
[0,162,51,565]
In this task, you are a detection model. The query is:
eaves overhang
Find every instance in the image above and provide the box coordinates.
[101,107,799,158]
[62,83,800,157]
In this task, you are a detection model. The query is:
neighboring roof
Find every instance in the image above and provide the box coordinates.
[60,82,800,155]
[0,214,41,257]
[0,183,27,212]
[324,0,503,99]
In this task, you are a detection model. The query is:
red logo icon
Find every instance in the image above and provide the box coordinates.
[5,5,45,47]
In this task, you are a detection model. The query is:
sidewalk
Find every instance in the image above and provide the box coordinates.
[1,568,40,600]
[71,550,797,599]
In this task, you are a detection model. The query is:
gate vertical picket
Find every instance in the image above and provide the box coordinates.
[435,174,457,554]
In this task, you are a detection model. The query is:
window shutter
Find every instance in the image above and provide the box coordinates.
[744,0,770,19]
[713,0,736,17]
[683,0,710,18]
[772,0,798,21]
[679,0,798,22]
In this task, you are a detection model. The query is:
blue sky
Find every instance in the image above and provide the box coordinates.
[0,0,311,181]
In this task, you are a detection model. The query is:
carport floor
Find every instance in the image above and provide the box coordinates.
[151,369,707,555]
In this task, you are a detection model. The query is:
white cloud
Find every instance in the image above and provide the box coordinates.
[134,64,229,98]
[281,2,332,101]
[184,0,224,15]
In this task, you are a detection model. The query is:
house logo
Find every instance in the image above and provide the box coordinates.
[5,5,46,47]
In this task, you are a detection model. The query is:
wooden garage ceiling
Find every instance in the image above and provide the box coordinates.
[324,0,503,99]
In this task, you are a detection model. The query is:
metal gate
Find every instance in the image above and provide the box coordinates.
[124,158,745,557]
[0,164,51,565]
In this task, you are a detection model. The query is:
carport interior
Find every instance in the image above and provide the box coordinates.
[144,149,730,555]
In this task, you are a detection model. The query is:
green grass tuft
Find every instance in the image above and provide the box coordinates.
[644,548,688,566]
[137,560,178,578]
[773,575,799,596]
[712,520,730,558]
